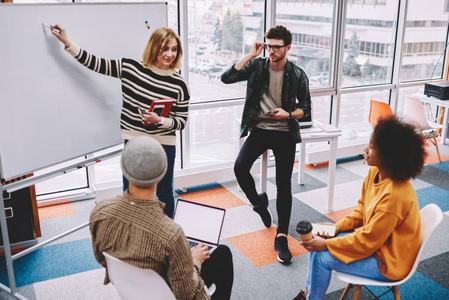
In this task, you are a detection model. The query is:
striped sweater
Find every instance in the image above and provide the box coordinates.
[66,43,190,146]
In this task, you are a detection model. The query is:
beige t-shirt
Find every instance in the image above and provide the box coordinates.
[255,66,289,132]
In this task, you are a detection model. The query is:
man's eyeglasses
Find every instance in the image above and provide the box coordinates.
[265,44,286,52]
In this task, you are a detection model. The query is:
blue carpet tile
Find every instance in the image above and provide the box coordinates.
[430,160,449,173]
[0,239,101,287]
[416,186,449,211]
[175,182,222,195]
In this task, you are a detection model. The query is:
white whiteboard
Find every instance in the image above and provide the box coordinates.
[0,3,167,180]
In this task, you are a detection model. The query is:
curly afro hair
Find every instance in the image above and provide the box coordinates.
[371,115,427,182]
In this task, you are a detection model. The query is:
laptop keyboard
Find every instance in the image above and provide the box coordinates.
[189,240,213,250]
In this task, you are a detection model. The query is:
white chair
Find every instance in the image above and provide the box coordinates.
[334,203,444,300]
[103,252,215,300]
[103,252,176,300]
[403,95,445,162]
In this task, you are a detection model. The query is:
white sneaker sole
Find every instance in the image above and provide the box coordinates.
[276,254,293,264]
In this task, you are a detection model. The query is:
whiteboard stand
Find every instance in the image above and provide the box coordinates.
[0,149,122,300]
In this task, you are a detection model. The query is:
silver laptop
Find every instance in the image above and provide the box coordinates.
[174,199,226,254]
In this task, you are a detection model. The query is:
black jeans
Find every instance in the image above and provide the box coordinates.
[234,127,296,234]
[201,245,234,300]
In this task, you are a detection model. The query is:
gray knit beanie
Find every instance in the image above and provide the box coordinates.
[121,136,167,188]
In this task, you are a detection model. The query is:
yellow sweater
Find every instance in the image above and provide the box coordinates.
[326,167,421,280]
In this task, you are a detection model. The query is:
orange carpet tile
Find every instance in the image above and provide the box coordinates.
[325,206,357,223]
[38,203,76,221]
[294,161,329,171]
[180,187,246,210]
[424,148,449,164]
[228,227,307,267]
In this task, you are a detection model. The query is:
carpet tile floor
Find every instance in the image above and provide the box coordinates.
[1,144,448,300]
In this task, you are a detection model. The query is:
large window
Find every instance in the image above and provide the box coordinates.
[342,1,399,87]
[276,0,335,89]
[5,0,448,199]
[187,0,264,102]
[400,0,449,81]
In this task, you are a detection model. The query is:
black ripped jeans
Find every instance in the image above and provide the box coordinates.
[234,127,296,235]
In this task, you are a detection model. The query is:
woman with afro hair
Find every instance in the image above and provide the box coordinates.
[295,115,427,300]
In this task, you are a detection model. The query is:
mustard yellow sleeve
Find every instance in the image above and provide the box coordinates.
[327,210,399,264]
[335,202,363,232]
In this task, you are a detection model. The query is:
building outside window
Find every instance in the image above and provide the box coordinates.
[7,0,448,200]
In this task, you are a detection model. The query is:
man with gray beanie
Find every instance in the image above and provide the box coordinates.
[90,136,234,300]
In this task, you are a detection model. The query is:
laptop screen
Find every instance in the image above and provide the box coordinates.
[174,199,226,245]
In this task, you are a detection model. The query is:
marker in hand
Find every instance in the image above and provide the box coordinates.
[42,23,61,34]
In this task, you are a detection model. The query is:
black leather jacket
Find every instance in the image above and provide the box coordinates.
[221,57,311,143]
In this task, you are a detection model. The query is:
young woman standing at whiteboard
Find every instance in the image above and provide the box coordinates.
[51,25,190,218]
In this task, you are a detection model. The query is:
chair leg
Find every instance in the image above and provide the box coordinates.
[432,131,442,162]
[339,284,353,300]
[352,285,362,300]
[392,286,401,300]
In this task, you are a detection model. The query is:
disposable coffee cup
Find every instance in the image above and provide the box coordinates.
[296,220,313,241]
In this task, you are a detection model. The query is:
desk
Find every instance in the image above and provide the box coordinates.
[410,93,449,145]
[258,126,340,211]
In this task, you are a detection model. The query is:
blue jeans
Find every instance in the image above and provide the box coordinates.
[305,233,392,300]
[234,127,296,234]
[123,143,176,218]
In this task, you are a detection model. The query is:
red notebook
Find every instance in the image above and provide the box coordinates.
[140,99,174,126]
[149,98,174,117]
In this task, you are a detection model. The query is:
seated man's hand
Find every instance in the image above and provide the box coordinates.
[190,243,210,263]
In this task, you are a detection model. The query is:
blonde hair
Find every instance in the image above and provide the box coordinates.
[142,27,183,70]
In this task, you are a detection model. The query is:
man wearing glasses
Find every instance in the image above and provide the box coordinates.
[221,25,311,264]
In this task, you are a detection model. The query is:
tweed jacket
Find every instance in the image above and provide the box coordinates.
[90,191,210,300]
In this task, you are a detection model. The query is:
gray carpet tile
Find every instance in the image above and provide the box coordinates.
[305,165,364,185]
[417,165,449,192]
[32,268,120,300]
[271,196,335,240]
[294,179,364,214]
[335,159,371,178]
[417,251,449,290]
[221,203,274,239]
[409,177,434,190]
[267,172,328,194]
[0,284,36,300]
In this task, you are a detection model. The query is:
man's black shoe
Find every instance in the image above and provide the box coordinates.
[274,236,293,264]
[253,193,273,228]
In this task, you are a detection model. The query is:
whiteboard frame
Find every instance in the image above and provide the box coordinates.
[0,2,168,180]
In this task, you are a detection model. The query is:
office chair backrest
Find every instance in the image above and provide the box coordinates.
[369,100,393,128]
[103,252,176,300]
[402,95,431,129]
[398,203,443,284]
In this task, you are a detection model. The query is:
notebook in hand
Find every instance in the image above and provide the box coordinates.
[140,99,174,126]
[311,223,337,237]
[149,98,174,118]
[173,199,226,254]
